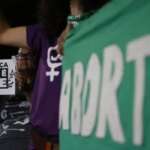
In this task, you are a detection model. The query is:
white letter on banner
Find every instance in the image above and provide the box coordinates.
[96,45,125,143]
[59,70,71,130]
[81,54,100,136]
[127,36,150,145]
[71,62,84,134]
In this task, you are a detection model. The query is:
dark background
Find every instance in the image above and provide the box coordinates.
[0,0,38,58]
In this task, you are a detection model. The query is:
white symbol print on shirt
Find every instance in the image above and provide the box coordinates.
[46,46,63,82]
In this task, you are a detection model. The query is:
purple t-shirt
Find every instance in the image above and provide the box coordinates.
[27,24,62,136]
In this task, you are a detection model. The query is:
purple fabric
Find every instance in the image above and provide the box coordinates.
[28,143,36,150]
[26,24,61,136]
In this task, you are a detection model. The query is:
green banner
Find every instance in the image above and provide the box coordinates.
[60,0,150,150]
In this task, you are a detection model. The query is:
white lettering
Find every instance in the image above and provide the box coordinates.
[71,62,84,134]
[81,54,101,136]
[127,36,150,145]
[59,70,71,130]
[96,45,125,143]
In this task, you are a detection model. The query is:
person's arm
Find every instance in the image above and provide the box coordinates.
[57,23,73,55]
[57,0,83,55]
[0,22,29,49]
[70,0,83,16]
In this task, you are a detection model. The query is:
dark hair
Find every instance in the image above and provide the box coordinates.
[0,0,37,26]
[38,0,70,37]
[79,0,110,13]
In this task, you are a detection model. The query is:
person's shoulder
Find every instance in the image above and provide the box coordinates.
[27,23,49,42]
[27,24,44,34]
[26,24,47,50]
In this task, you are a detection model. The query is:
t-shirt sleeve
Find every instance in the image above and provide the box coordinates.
[26,24,44,52]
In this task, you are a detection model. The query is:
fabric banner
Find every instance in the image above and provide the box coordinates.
[0,59,16,95]
[60,0,150,150]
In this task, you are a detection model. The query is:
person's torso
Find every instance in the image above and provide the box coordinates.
[31,30,62,136]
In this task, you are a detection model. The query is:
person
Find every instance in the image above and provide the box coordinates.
[57,0,109,55]
[59,0,150,150]
[0,16,31,150]
[15,47,36,100]
[0,0,70,149]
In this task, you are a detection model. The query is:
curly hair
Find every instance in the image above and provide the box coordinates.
[38,0,70,37]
